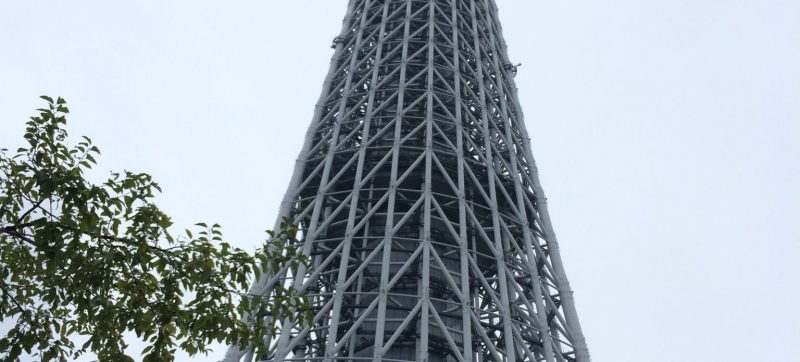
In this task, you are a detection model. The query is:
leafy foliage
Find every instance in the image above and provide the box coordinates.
[0,97,309,361]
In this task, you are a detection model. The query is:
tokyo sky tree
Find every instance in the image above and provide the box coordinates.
[226,0,589,361]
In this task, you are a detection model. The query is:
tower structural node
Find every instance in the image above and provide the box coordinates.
[226,1,589,361]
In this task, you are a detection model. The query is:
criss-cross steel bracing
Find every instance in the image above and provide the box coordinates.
[225,1,589,361]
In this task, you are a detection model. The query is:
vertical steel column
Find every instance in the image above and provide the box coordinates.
[320,1,377,360]
[345,1,392,358]
[373,1,412,361]
[449,1,473,361]
[467,0,515,359]
[418,2,437,360]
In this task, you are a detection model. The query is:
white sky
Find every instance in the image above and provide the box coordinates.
[1,1,798,361]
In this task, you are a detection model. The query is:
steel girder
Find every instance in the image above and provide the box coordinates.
[225,1,589,361]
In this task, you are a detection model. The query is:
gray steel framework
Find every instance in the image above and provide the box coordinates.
[226,1,589,361]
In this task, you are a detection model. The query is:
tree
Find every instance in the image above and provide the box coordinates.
[0,96,308,361]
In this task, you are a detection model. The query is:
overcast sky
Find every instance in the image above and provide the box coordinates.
[1,1,798,361]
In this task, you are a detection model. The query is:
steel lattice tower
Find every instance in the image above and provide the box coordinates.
[226,1,589,361]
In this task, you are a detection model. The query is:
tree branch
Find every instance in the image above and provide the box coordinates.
[0,278,28,317]
[16,197,47,224]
